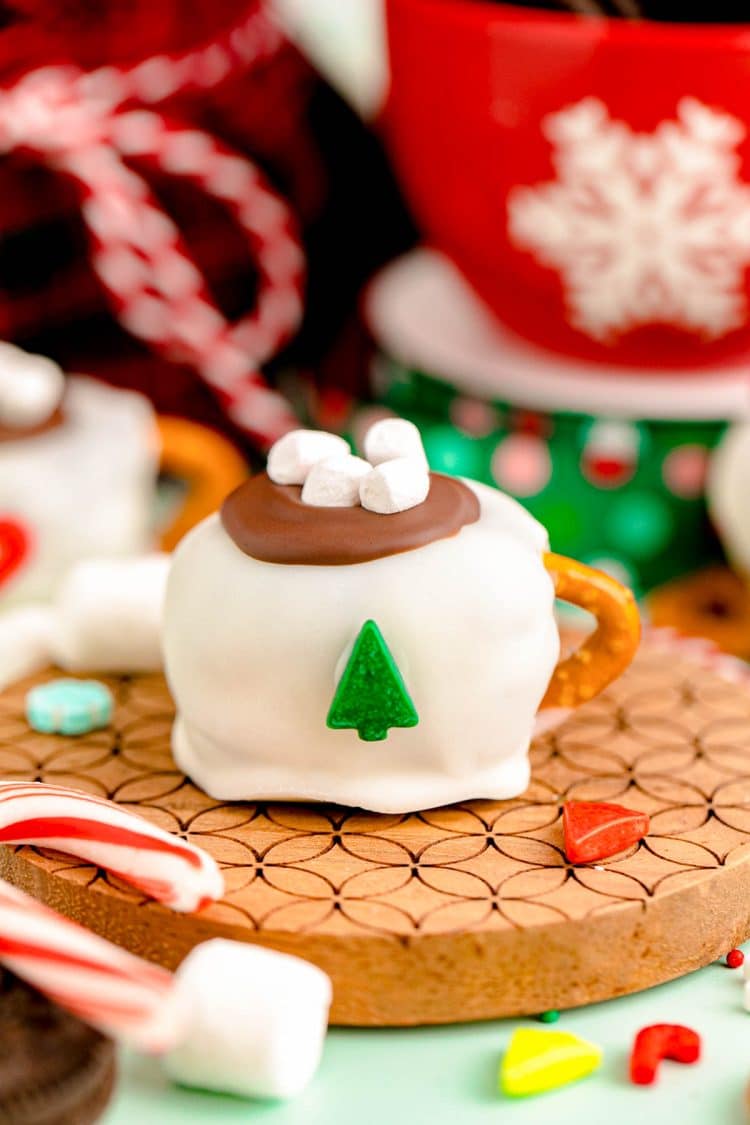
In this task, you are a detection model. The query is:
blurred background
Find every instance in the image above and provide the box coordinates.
[4,0,750,656]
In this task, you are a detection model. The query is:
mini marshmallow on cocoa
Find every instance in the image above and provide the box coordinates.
[163,939,332,1099]
[267,430,350,486]
[301,453,371,507]
[360,457,430,515]
[363,418,428,468]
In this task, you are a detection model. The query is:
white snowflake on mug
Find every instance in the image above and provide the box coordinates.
[507,98,750,341]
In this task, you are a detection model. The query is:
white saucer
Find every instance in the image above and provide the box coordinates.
[363,249,750,421]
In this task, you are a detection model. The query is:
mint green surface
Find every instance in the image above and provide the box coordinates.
[104,945,749,1125]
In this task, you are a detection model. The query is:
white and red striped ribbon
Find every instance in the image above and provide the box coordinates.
[0,781,223,912]
[0,2,304,449]
[0,878,180,1051]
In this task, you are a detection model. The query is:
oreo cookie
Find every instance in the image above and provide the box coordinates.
[0,969,116,1125]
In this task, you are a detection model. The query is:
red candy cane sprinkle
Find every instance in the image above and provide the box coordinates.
[630,1024,701,1086]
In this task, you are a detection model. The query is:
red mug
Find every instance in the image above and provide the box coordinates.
[384,0,750,369]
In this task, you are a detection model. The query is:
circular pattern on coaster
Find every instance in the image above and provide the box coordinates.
[2,632,750,1027]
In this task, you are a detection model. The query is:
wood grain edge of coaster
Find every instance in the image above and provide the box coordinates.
[4,846,748,1027]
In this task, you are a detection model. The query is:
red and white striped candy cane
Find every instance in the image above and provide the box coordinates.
[0,878,180,1051]
[0,2,304,449]
[0,781,223,912]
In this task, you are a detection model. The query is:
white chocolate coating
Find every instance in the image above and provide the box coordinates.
[164,481,560,813]
[0,343,64,429]
[0,377,158,608]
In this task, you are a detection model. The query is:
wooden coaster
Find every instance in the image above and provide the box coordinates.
[2,631,750,1027]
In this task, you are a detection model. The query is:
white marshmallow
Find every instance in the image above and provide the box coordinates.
[267,430,350,485]
[0,343,65,429]
[0,606,55,691]
[363,417,427,468]
[163,940,332,1099]
[301,453,371,508]
[50,555,169,673]
[360,457,430,514]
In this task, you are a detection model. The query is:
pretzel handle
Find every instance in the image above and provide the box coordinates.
[540,553,640,710]
[155,416,247,551]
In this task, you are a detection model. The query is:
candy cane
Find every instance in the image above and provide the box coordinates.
[0,879,179,1051]
[0,879,332,1098]
[0,2,304,449]
[0,781,223,912]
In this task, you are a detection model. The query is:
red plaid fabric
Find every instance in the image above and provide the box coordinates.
[0,1,328,448]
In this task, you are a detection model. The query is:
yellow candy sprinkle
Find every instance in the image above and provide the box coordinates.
[500,1028,603,1097]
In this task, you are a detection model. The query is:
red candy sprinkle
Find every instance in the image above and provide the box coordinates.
[727,949,744,969]
[0,519,31,590]
[630,1024,701,1086]
[562,801,650,864]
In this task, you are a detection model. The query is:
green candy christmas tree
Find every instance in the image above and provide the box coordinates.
[326,620,419,742]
